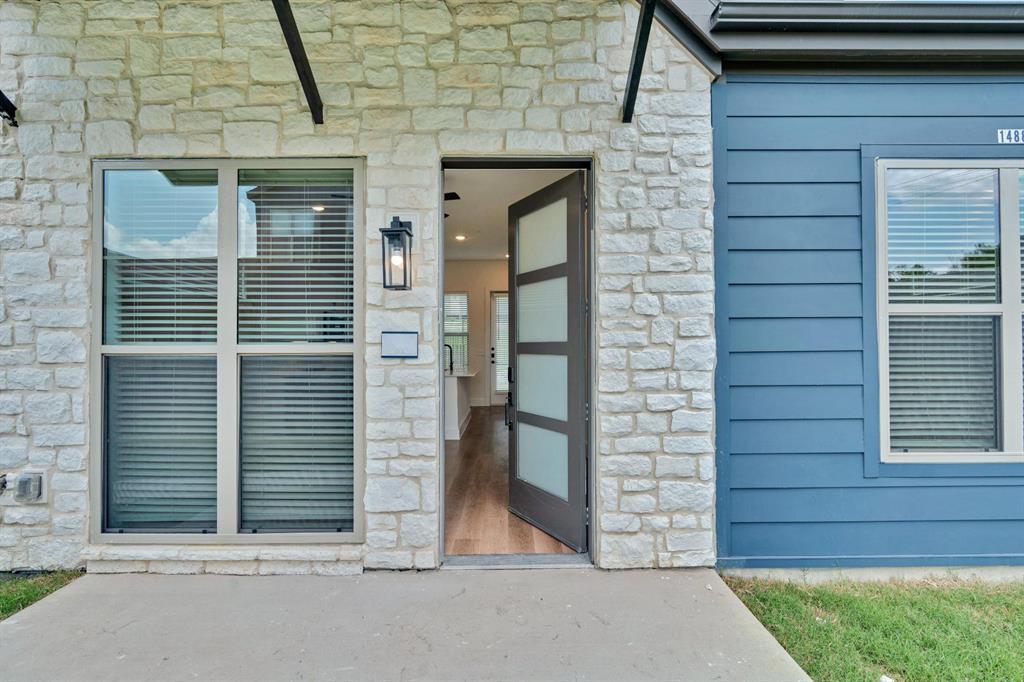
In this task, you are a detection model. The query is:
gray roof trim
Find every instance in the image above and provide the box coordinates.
[654,1,722,76]
[659,0,1024,62]
[712,1,1024,33]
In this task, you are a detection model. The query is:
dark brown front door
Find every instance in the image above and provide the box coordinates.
[506,171,587,552]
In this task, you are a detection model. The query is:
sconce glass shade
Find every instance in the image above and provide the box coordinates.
[380,217,412,290]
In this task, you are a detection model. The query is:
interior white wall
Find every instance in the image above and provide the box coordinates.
[443,259,509,407]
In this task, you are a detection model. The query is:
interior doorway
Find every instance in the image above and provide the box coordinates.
[441,160,591,559]
[489,291,509,406]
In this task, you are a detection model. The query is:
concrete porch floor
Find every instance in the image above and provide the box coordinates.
[0,568,808,681]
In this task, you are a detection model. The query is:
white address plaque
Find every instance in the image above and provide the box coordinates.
[381,331,419,358]
[997,129,1024,144]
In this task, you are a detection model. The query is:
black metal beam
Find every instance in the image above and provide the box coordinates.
[0,89,17,127]
[271,0,323,124]
[622,0,658,123]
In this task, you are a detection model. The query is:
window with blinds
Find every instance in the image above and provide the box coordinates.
[238,169,355,343]
[494,293,510,393]
[99,161,361,537]
[444,292,469,374]
[880,162,1024,461]
[103,170,219,344]
[887,169,999,303]
[888,316,999,452]
[240,356,354,532]
[104,356,217,531]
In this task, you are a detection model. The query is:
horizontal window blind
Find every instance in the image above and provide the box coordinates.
[494,293,510,393]
[889,315,999,452]
[444,292,469,374]
[240,356,355,532]
[103,170,219,344]
[887,168,999,304]
[104,356,217,531]
[238,169,355,343]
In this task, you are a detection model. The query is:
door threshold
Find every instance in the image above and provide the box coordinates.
[441,553,592,570]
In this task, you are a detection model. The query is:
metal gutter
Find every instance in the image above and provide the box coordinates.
[625,0,1024,119]
[712,1,1024,33]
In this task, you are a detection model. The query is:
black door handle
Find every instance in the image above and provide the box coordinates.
[504,394,514,431]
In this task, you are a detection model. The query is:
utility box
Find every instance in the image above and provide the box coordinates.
[14,473,43,504]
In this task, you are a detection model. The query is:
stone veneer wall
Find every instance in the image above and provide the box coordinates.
[0,0,714,574]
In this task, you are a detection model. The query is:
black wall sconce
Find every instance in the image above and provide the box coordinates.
[380,216,412,290]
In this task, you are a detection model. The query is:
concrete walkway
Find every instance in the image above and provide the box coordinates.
[0,568,807,681]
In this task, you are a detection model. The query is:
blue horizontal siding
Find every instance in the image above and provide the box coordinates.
[729,351,863,386]
[726,116,1024,150]
[729,454,1024,489]
[731,520,1024,558]
[729,284,863,318]
[731,386,864,420]
[731,487,1024,523]
[715,74,1024,568]
[731,419,865,454]
[727,217,862,251]
[728,251,861,284]
[727,183,861,217]
[725,81,1024,117]
[727,151,862,183]
[730,318,862,352]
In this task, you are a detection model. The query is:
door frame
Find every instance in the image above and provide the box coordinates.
[438,157,595,565]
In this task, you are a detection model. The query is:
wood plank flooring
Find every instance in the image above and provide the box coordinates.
[444,406,575,555]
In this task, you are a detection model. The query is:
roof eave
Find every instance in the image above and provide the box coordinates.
[711,1,1024,33]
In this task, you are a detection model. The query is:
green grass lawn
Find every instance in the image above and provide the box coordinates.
[726,577,1024,682]
[0,571,81,620]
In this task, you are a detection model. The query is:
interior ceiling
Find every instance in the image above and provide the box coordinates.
[443,168,575,261]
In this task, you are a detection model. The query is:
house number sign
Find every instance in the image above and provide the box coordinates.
[381,331,419,358]
[997,129,1024,144]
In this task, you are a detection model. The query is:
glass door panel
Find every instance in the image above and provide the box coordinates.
[517,354,568,421]
[516,424,569,500]
[517,197,567,274]
[507,171,586,552]
[517,277,568,343]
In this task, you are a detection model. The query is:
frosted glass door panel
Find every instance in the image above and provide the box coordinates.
[517,423,568,500]
[517,198,567,274]
[518,277,567,343]
[518,354,567,421]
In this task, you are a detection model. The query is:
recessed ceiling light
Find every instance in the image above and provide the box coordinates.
[454,234,467,241]
[311,204,325,212]
[505,253,510,258]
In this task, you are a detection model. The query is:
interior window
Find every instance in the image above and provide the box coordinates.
[443,292,470,374]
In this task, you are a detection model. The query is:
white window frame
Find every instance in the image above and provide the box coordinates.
[877,158,1024,464]
[90,158,365,544]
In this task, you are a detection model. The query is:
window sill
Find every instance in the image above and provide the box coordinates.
[94,531,364,545]
[883,452,1024,465]
[872,455,1024,479]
